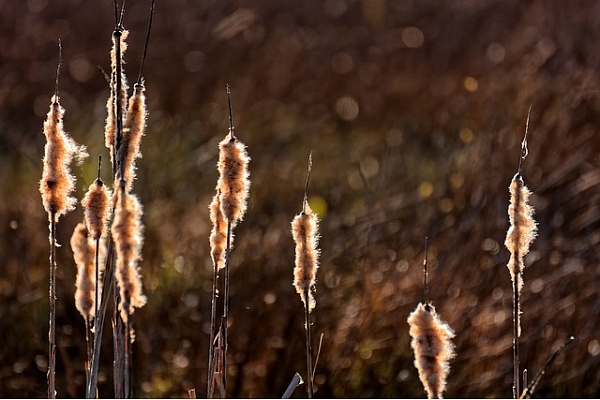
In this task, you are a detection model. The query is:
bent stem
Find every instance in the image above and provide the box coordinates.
[48,211,57,399]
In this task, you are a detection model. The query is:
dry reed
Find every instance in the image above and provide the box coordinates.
[207,86,250,398]
[39,43,88,397]
[70,223,98,322]
[504,114,537,398]
[291,154,320,398]
[407,303,455,399]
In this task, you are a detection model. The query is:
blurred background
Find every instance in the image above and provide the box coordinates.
[1,0,600,397]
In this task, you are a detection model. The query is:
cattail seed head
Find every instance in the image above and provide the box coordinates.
[504,173,537,291]
[81,178,111,241]
[407,303,455,399]
[70,223,97,321]
[39,95,88,221]
[105,29,129,165]
[209,189,229,271]
[291,204,320,312]
[118,81,146,191]
[217,135,250,224]
[111,184,146,323]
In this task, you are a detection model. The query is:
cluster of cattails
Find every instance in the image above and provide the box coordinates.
[38,1,155,395]
[207,87,250,398]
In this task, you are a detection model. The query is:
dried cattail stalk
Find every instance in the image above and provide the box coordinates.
[407,303,455,399]
[39,95,88,221]
[217,134,250,224]
[111,185,146,323]
[118,81,146,191]
[291,203,320,312]
[505,173,537,294]
[82,178,111,241]
[71,223,97,321]
[104,29,129,164]
[209,189,228,271]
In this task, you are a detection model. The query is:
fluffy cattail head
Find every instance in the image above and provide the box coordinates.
[111,183,146,323]
[209,189,229,271]
[118,81,146,192]
[81,178,111,241]
[217,134,250,224]
[70,223,97,321]
[39,95,88,221]
[504,173,537,290]
[105,29,130,166]
[291,203,320,312]
[407,303,455,399]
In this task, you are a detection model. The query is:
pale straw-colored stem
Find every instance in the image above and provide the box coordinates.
[48,211,56,399]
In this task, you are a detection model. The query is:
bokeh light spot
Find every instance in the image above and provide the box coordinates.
[402,27,424,48]
[335,96,359,121]
[459,127,474,143]
[418,181,434,199]
[463,76,478,92]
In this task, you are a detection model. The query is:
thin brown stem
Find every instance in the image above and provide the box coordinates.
[207,260,219,398]
[221,220,232,398]
[87,238,115,398]
[48,211,57,399]
[513,269,520,399]
[304,286,314,399]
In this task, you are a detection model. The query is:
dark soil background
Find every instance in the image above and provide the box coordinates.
[1,0,600,397]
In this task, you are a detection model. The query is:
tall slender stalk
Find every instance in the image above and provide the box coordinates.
[206,85,250,398]
[505,108,537,399]
[304,287,314,399]
[48,212,57,399]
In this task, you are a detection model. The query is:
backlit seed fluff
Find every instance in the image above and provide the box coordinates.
[209,189,229,271]
[70,223,97,321]
[504,173,537,292]
[81,178,111,241]
[291,204,320,312]
[104,29,129,160]
[217,135,250,224]
[408,303,455,399]
[119,82,146,191]
[39,95,88,221]
[111,187,146,323]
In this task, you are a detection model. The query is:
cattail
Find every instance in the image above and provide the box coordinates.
[104,29,129,165]
[217,134,250,224]
[111,184,146,323]
[39,95,88,221]
[407,303,455,399]
[81,178,111,241]
[505,173,537,294]
[71,223,97,321]
[118,81,146,191]
[291,203,320,312]
[209,189,228,271]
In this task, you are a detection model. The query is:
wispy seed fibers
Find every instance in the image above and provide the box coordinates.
[292,203,320,312]
[408,303,455,399]
[82,178,111,241]
[217,134,250,224]
[111,185,146,323]
[39,95,88,221]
